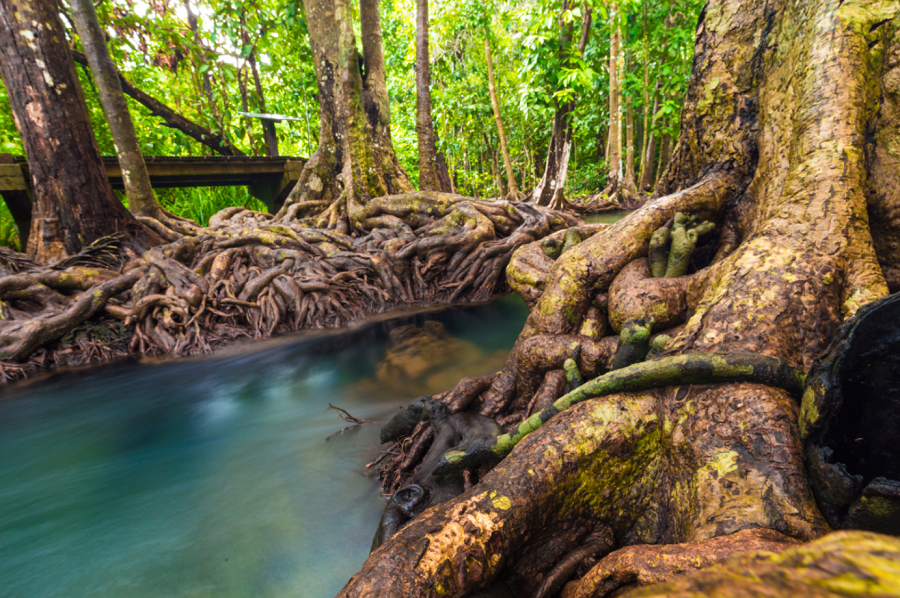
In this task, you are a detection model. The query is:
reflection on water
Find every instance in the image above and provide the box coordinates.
[583,210,632,224]
[0,296,528,598]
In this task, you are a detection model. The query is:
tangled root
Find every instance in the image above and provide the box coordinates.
[0,193,577,381]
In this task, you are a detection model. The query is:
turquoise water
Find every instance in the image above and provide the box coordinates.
[0,296,529,598]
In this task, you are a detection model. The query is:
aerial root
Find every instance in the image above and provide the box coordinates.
[431,352,806,477]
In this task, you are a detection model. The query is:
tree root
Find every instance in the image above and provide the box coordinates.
[431,352,805,477]
[0,193,576,378]
[614,531,900,598]
[561,528,799,598]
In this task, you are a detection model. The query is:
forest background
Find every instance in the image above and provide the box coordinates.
[0,0,700,248]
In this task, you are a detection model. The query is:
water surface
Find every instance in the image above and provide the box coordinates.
[0,296,528,598]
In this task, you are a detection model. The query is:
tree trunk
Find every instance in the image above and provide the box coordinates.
[69,0,161,219]
[0,0,152,262]
[415,0,443,192]
[656,132,671,186]
[531,6,591,208]
[338,0,900,596]
[485,38,520,199]
[623,89,637,193]
[607,4,620,196]
[638,82,661,191]
[360,0,413,197]
[248,49,278,157]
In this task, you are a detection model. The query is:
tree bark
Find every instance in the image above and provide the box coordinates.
[338,0,900,596]
[0,0,152,262]
[485,38,520,199]
[623,86,637,193]
[70,50,243,157]
[638,82,660,191]
[69,0,161,218]
[607,4,621,195]
[278,0,414,230]
[360,0,412,197]
[415,0,443,192]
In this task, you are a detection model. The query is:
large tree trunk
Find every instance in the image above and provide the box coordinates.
[338,0,900,596]
[0,0,153,263]
[485,38,521,200]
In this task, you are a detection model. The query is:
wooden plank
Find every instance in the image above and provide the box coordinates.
[0,165,28,191]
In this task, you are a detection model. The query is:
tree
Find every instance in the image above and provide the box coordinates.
[605,3,620,198]
[338,0,900,596]
[531,3,592,209]
[0,0,154,263]
[415,0,450,192]
[484,37,520,200]
[69,0,162,220]
[0,0,576,370]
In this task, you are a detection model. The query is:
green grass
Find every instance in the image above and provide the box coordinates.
[118,186,269,227]
[0,201,21,251]
[154,186,269,227]
[0,186,267,252]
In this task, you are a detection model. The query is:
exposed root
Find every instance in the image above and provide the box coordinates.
[0,193,575,380]
[561,529,799,598]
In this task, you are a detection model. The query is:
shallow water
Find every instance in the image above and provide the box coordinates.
[0,296,529,598]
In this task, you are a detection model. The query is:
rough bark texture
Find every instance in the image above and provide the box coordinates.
[339,1,900,596]
[69,0,160,217]
[415,0,444,192]
[361,0,412,197]
[0,0,151,263]
[607,7,621,196]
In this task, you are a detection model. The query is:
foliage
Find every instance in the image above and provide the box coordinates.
[0,0,703,241]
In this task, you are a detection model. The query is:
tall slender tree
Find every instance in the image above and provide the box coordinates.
[606,3,621,196]
[69,0,160,219]
[415,0,445,191]
[485,37,520,199]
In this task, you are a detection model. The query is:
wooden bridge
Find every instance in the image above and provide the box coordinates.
[0,154,306,246]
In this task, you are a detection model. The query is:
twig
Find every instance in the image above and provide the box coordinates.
[325,403,383,441]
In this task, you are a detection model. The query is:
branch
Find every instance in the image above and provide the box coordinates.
[70,49,245,157]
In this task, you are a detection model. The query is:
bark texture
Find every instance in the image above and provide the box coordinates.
[415,0,445,192]
[339,1,900,596]
[0,0,150,262]
[69,0,160,217]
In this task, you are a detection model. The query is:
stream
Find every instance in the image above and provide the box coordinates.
[0,296,529,598]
